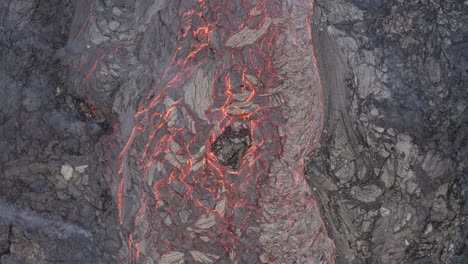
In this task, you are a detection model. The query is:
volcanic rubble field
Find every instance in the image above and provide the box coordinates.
[0,0,467,264]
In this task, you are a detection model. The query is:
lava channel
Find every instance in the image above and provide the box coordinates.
[115,0,336,263]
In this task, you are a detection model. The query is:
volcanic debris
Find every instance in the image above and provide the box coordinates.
[212,123,251,169]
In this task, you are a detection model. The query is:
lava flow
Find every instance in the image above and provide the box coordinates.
[115,0,336,263]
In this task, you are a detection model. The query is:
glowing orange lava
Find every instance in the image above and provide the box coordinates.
[72,0,336,262]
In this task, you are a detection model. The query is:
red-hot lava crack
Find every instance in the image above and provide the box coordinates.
[109,0,336,263]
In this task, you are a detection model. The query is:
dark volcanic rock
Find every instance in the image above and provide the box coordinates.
[308,0,468,263]
[212,123,251,169]
[2,0,465,262]
[0,0,118,263]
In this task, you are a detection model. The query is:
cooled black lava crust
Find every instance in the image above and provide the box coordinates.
[212,124,251,169]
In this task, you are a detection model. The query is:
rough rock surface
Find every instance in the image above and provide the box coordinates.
[2,0,334,263]
[1,0,466,263]
[107,0,335,262]
[0,0,118,263]
[212,123,251,169]
[308,0,468,263]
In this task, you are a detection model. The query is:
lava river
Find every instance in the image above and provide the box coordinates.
[97,0,337,263]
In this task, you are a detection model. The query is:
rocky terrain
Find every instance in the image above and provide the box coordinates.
[0,0,466,263]
[0,0,119,263]
[307,0,468,263]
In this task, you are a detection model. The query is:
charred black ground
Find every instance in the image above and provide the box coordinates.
[212,123,251,170]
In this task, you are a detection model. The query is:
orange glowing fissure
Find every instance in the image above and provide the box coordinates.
[79,0,339,262]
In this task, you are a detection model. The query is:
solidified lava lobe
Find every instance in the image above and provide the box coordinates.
[212,122,251,170]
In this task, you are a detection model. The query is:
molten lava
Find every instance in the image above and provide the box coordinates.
[77,0,338,263]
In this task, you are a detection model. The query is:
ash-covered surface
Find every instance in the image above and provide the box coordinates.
[308,0,468,263]
[212,123,251,170]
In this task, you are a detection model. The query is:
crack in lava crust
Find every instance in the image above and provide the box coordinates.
[116,0,336,263]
